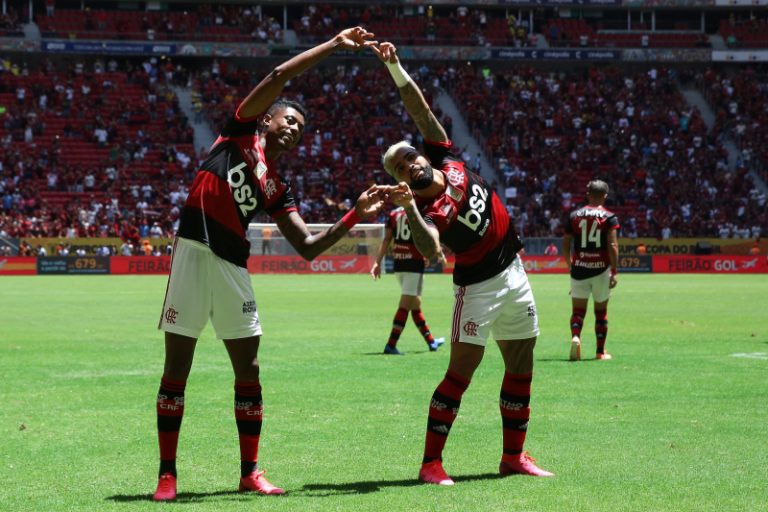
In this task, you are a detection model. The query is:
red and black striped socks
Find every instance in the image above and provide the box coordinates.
[411,309,436,345]
[499,372,531,463]
[595,309,608,354]
[423,370,470,463]
[570,307,586,338]
[235,380,264,477]
[387,307,409,349]
[156,375,186,477]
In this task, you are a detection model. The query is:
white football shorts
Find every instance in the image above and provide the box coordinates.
[158,237,262,340]
[397,271,424,296]
[451,257,539,346]
[570,269,612,303]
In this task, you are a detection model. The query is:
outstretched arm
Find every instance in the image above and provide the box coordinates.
[276,185,386,261]
[371,42,448,143]
[237,27,375,119]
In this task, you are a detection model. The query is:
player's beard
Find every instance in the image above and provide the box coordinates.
[410,164,434,190]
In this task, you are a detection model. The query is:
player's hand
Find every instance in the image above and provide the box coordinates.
[371,42,398,64]
[354,184,386,219]
[609,275,617,289]
[334,27,377,52]
[388,182,415,209]
[370,262,381,280]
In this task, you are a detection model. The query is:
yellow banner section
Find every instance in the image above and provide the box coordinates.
[21,236,763,256]
[619,238,765,256]
[21,236,380,257]
[21,237,174,255]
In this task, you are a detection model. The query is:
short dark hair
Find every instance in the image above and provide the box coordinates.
[587,179,610,196]
[266,98,307,119]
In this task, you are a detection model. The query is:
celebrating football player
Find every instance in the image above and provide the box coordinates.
[371,41,553,485]
[153,27,383,501]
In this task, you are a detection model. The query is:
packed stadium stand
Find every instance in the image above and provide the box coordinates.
[1,0,766,254]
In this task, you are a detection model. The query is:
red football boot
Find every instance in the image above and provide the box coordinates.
[239,470,285,495]
[500,452,554,477]
[418,460,455,486]
[152,473,177,501]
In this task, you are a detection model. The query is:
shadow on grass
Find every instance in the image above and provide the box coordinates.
[361,351,434,356]
[106,490,248,503]
[537,357,609,363]
[295,472,507,497]
[106,473,508,501]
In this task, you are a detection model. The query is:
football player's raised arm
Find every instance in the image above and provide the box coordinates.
[276,185,385,261]
[237,27,375,120]
[275,211,348,261]
[371,42,448,143]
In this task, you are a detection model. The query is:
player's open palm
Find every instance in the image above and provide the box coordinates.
[335,27,376,52]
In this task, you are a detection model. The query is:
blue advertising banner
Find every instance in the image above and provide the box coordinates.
[499,0,620,5]
[42,40,176,55]
[492,48,620,60]
[37,256,111,275]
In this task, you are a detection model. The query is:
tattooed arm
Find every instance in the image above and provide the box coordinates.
[388,183,441,259]
[371,42,448,143]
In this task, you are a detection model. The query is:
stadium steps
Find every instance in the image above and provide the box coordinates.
[433,90,499,192]
[171,85,216,153]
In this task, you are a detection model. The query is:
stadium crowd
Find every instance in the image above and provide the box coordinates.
[0,57,195,248]
[449,64,766,240]
[27,1,767,49]
[37,4,284,43]
[1,54,766,250]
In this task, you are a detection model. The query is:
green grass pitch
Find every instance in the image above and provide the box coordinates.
[1,273,766,511]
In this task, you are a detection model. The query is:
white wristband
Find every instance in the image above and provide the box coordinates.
[385,60,412,88]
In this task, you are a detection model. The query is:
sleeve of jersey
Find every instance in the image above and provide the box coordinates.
[423,140,455,169]
[609,214,621,230]
[221,114,262,139]
[422,205,448,232]
[266,180,298,219]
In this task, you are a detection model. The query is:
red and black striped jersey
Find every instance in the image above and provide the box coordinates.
[177,114,297,268]
[417,140,522,286]
[565,205,620,279]
[387,207,426,273]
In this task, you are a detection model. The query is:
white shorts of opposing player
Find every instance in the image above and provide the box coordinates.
[451,257,539,346]
[159,237,262,340]
[570,268,612,303]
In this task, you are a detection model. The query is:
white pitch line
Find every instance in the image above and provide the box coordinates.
[730,352,768,360]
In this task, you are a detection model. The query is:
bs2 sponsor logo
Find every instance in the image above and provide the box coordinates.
[227,162,259,216]
[457,184,490,235]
